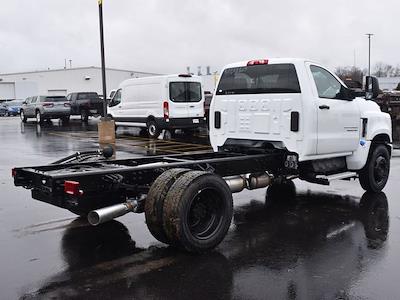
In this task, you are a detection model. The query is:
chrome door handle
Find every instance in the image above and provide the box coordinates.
[319,105,330,110]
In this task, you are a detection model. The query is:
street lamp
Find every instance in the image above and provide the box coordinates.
[366,33,374,76]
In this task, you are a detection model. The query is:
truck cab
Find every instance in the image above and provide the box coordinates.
[210,58,392,192]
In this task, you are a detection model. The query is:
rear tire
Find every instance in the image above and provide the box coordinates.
[359,145,390,192]
[81,110,89,122]
[35,110,42,124]
[145,168,190,244]
[61,116,70,123]
[163,171,233,253]
[147,120,161,139]
[20,110,27,123]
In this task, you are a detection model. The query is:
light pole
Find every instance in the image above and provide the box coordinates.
[366,33,374,76]
[97,0,115,148]
[98,0,107,117]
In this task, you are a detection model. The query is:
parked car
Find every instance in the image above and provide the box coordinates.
[5,100,23,116]
[0,103,7,116]
[108,74,205,138]
[66,92,104,122]
[20,96,71,123]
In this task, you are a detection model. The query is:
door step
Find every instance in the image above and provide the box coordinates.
[304,172,358,185]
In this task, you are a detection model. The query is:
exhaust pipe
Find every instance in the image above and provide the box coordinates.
[224,173,272,193]
[224,176,247,193]
[88,201,137,226]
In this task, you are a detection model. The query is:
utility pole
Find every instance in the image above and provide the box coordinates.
[366,33,374,76]
[98,0,107,116]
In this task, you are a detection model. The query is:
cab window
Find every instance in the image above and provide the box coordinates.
[110,89,121,106]
[310,65,342,99]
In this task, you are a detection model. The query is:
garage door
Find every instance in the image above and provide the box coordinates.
[0,83,16,100]
[48,89,67,96]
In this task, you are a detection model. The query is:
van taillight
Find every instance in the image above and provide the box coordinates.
[247,59,269,66]
[163,101,169,119]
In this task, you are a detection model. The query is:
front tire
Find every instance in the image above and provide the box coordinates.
[359,144,390,192]
[147,120,161,139]
[162,171,233,253]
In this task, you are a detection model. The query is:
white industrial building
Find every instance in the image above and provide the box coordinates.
[0,67,160,101]
[0,66,219,102]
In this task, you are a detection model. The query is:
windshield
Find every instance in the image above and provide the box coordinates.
[5,101,23,106]
[216,63,301,95]
[169,82,202,102]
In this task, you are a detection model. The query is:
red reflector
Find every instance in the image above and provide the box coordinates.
[12,168,17,177]
[163,101,169,119]
[247,59,269,66]
[64,181,83,196]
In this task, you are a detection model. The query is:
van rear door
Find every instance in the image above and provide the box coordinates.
[168,81,203,119]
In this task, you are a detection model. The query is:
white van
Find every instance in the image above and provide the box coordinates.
[108,74,205,138]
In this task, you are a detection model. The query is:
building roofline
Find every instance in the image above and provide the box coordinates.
[0,66,161,76]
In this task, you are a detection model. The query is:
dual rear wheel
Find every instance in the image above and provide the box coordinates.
[145,169,233,253]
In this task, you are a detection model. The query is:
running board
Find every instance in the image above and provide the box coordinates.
[305,172,358,185]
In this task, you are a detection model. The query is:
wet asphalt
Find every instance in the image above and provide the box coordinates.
[1,116,400,300]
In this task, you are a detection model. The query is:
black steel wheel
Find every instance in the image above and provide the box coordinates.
[145,168,190,244]
[163,171,233,253]
[359,145,390,192]
[20,110,27,123]
[147,120,161,139]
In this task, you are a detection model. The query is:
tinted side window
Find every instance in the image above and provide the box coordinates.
[216,63,301,95]
[310,65,342,99]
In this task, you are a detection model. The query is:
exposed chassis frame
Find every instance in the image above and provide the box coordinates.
[13,149,291,214]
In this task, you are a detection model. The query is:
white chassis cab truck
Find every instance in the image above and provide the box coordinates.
[13,58,391,253]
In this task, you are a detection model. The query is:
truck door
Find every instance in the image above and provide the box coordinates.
[308,64,360,155]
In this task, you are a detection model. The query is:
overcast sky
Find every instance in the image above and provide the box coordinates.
[0,0,399,75]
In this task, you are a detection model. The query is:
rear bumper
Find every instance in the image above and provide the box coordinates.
[156,117,206,129]
[42,109,70,118]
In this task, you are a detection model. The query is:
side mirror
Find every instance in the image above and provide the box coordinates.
[365,76,379,100]
[22,101,27,105]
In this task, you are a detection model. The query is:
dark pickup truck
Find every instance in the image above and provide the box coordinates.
[67,92,104,121]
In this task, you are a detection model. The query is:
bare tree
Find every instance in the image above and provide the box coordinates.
[335,66,364,82]
[373,62,394,77]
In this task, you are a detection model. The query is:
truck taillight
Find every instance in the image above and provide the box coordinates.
[163,101,169,119]
[247,59,269,66]
[64,181,83,196]
[12,168,17,177]
[42,102,54,108]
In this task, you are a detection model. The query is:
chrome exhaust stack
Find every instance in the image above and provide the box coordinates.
[224,173,272,193]
[88,201,138,226]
